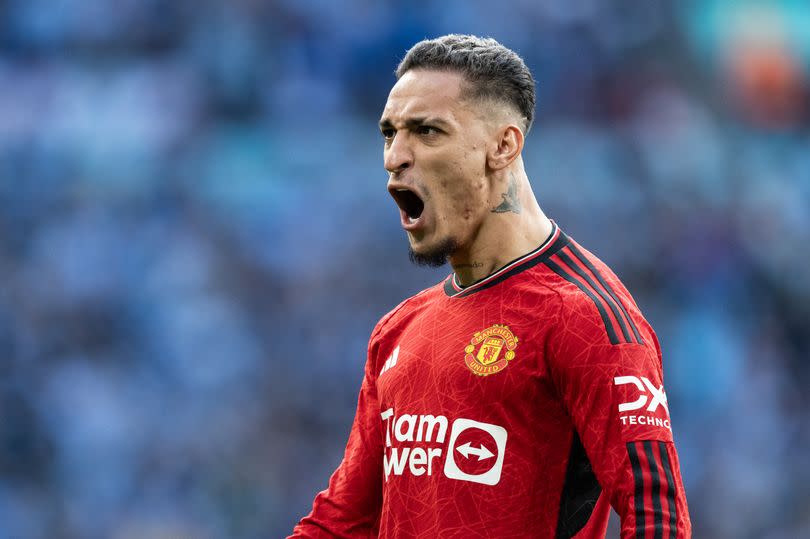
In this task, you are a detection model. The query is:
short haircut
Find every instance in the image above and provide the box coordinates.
[396,34,536,134]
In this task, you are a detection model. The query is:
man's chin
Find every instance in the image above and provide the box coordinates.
[408,238,459,268]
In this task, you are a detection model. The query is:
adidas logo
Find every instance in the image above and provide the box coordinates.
[380,346,400,376]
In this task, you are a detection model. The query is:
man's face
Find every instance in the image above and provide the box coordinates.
[380,70,493,266]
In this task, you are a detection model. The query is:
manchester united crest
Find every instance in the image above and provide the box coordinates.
[464,324,519,376]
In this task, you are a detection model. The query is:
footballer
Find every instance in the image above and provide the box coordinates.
[290,34,691,538]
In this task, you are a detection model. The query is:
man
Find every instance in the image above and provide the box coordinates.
[290,34,691,538]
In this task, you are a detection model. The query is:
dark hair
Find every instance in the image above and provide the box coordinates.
[396,34,536,134]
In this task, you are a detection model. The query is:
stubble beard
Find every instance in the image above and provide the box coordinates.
[408,237,459,268]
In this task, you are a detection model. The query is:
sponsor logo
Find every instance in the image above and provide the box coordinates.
[614,375,671,430]
[379,346,400,377]
[380,408,507,485]
[443,418,507,485]
[463,324,519,376]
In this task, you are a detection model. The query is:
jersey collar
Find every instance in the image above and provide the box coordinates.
[443,221,568,298]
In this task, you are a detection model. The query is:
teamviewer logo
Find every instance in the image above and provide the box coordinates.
[443,418,507,486]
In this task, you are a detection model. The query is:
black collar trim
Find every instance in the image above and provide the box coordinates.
[443,222,568,298]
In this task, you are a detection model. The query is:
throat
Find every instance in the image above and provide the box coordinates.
[450,216,555,288]
[451,260,497,288]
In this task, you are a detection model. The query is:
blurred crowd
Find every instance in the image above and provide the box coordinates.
[0,0,808,538]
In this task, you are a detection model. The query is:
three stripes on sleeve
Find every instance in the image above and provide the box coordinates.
[544,242,643,345]
[627,440,679,539]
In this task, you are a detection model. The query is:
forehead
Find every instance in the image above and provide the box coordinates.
[381,70,471,124]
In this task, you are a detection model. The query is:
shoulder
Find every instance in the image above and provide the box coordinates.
[368,279,444,347]
[363,281,443,375]
[540,234,648,347]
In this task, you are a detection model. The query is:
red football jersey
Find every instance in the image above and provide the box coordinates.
[291,222,691,538]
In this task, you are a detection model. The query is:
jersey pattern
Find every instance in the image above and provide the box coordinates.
[291,223,692,538]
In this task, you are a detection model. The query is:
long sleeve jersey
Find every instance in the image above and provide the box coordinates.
[291,222,691,538]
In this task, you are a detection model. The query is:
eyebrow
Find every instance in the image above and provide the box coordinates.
[378,117,452,131]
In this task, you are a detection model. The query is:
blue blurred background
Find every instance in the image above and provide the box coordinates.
[1,0,809,538]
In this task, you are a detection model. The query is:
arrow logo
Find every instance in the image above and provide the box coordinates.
[456,442,494,461]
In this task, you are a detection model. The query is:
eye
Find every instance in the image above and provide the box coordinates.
[416,125,440,136]
[381,128,395,141]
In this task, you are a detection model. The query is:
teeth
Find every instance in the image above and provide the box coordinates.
[397,189,408,192]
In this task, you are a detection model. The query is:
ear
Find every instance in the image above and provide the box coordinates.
[487,124,524,170]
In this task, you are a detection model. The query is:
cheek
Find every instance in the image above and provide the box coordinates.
[427,147,488,224]
[443,174,487,224]
[456,164,488,217]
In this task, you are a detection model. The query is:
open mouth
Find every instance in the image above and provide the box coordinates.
[390,188,425,222]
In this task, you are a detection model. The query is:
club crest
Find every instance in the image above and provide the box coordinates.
[464,324,518,376]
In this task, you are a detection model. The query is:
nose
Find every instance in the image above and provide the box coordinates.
[384,132,413,174]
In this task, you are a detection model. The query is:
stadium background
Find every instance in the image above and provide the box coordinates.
[1,0,808,537]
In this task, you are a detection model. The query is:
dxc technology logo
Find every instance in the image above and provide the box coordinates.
[613,375,671,430]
